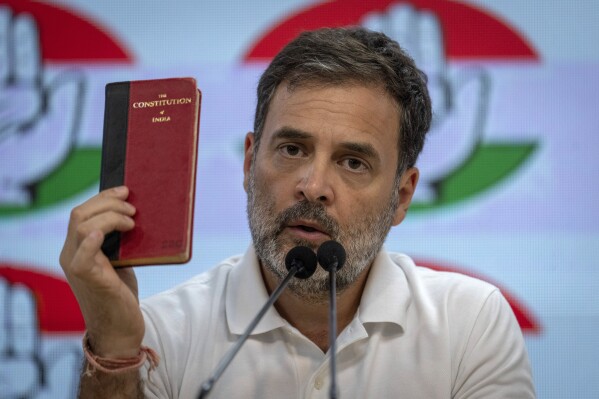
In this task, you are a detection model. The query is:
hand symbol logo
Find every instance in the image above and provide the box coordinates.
[0,6,84,206]
[0,279,80,399]
[362,4,490,202]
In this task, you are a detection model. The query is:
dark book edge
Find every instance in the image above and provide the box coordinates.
[99,81,130,261]
[183,88,202,264]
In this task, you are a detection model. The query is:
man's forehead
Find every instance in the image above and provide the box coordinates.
[265,82,402,141]
[275,80,395,103]
[258,83,402,169]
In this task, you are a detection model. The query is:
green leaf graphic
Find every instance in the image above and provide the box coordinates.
[0,148,101,217]
[411,143,536,212]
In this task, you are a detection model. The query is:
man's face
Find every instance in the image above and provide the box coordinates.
[244,83,418,301]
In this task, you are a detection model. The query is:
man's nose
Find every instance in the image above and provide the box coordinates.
[294,159,334,205]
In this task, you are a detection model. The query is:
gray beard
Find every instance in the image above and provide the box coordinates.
[246,163,400,303]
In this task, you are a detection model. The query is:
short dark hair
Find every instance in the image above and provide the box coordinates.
[253,27,432,174]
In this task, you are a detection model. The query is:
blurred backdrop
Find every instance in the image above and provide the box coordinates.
[0,1,598,397]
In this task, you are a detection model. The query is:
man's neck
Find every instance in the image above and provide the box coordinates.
[260,264,371,353]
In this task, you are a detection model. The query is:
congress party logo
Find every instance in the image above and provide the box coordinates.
[0,264,84,398]
[244,0,539,211]
[0,1,131,217]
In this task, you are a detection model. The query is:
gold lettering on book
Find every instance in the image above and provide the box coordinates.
[132,97,192,108]
[152,116,171,123]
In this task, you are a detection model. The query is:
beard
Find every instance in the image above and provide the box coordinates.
[247,162,400,303]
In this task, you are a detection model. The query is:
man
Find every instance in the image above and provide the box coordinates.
[60,27,535,398]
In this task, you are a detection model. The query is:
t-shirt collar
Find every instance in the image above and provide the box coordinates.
[226,245,410,336]
[357,247,410,328]
[226,246,287,335]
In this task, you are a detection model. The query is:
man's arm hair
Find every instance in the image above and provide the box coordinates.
[78,360,144,399]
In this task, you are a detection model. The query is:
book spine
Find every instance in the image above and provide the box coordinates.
[100,82,130,261]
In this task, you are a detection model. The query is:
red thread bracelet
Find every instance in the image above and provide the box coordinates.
[82,332,160,378]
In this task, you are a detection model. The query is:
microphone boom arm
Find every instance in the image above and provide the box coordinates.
[198,247,317,399]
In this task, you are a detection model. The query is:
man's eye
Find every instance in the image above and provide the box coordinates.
[280,145,302,157]
[342,158,367,171]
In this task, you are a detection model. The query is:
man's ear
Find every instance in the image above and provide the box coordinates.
[392,167,419,226]
[243,132,255,193]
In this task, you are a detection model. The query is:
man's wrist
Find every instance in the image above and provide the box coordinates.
[86,330,143,359]
[82,331,159,376]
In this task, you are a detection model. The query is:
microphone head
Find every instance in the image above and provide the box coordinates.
[285,246,317,279]
[317,240,346,272]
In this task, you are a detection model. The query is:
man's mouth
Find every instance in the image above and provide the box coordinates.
[285,221,331,241]
[297,225,318,232]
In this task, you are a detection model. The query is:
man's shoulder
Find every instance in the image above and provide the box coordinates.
[386,251,500,307]
[140,253,243,313]
[384,251,516,347]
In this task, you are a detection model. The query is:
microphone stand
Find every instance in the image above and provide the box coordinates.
[316,240,346,399]
[198,267,298,398]
[198,246,316,399]
[328,263,339,399]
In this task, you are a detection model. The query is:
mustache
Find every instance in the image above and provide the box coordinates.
[274,201,340,239]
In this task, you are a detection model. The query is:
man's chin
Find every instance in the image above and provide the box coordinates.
[275,236,319,256]
[284,237,328,253]
[285,273,331,304]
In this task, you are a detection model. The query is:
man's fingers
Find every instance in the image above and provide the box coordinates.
[60,187,134,269]
[67,187,134,235]
[66,199,134,245]
[9,285,38,355]
[70,189,135,227]
[67,229,108,278]
[100,185,130,200]
[13,13,40,85]
[0,7,11,83]
[74,211,135,245]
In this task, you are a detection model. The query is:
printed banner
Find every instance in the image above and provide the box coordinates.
[0,1,597,397]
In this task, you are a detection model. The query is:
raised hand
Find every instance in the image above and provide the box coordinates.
[362,4,490,202]
[0,6,84,206]
[59,186,143,359]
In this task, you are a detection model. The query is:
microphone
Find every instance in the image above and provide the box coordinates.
[197,246,317,398]
[317,240,346,399]
[317,240,346,273]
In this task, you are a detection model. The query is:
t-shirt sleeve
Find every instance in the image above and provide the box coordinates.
[140,304,176,399]
[452,289,536,398]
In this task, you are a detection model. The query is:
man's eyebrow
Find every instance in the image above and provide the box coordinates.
[271,126,381,160]
[271,127,312,141]
[339,141,379,160]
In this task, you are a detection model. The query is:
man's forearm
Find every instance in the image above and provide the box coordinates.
[78,360,144,399]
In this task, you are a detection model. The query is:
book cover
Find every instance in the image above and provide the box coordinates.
[100,77,201,266]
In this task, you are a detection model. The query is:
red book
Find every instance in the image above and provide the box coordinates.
[99,77,201,266]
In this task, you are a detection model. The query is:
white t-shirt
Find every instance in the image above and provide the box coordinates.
[141,247,535,398]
